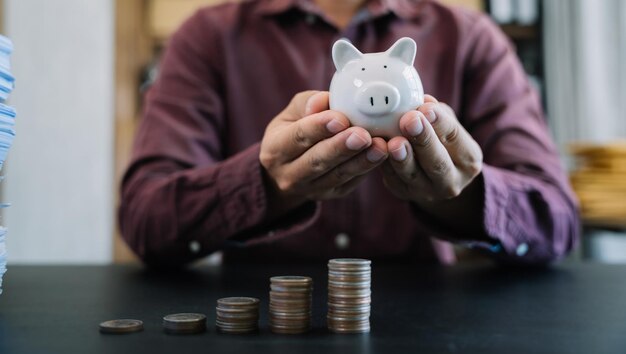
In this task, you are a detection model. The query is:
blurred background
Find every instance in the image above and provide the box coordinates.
[0,0,624,264]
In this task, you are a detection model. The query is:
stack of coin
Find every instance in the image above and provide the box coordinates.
[269,276,313,334]
[327,258,371,333]
[215,297,260,334]
[163,313,206,334]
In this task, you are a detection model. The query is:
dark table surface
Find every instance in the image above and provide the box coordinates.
[1,262,626,354]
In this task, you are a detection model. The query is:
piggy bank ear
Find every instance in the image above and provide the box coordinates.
[386,37,416,65]
[332,39,363,71]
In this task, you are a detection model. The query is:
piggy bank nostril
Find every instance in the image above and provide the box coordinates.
[354,82,401,116]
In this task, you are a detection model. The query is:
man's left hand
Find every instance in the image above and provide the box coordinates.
[382,95,483,205]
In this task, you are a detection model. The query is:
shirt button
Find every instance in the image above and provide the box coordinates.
[335,233,350,250]
[305,13,316,25]
[189,240,201,254]
[516,243,529,256]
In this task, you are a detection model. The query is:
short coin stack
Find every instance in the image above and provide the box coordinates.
[99,319,143,334]
[215,297,259,334]
[269,276,313,334]
[327,258,371,333]
[163,313,206,334]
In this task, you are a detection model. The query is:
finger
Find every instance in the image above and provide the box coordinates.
[399,111,459,186]
[310,139,386,195]
[304,91,330,116]
[272,109,351,162]
[284,126,373,182]
[386,135,431,190]
[316,173,367,200]
[423,94,438,104]
[381,161,410,200]
[309,136,387,190]
[333,174,367,198]
[310,136,386,186]
[285,91,329,121]
[417,101,482,171]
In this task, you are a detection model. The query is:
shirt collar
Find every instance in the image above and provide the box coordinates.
[255,0,423,21]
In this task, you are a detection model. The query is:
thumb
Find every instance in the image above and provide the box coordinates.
[286,91,329,120]
[304,91,330,116]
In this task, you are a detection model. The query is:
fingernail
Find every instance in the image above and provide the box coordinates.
[426,110,437,123]
[390,144,407,161]
[345,133,369,150]
[366,148,386,163]
[326,119,345,134]
[406,114,424,136]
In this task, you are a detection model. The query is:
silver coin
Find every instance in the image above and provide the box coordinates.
[217,297,260,307]
[99,319,143,334]
[270,275,313,284]
[163,313,206,324]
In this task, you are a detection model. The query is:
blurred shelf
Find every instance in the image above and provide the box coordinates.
[583,218,626,231]
[500,24,538,40]
[148,0,230,42]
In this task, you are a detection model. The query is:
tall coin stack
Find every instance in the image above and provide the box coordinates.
[215,297,260,334]
[0,34,16,296]
[269,276,313,334]
[327,258,371,333]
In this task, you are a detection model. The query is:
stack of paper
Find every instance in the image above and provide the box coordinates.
[570,142,626,226]
[0,35,14,101]
[0,34,15,295]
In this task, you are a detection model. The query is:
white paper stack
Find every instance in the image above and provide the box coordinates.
[0,34,15,295]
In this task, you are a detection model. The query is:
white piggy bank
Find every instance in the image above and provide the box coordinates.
[329,37,424,138]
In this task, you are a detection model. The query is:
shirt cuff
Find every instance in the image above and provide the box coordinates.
[478,164,534,259]
[220,143,321,248]
[408,164,532,260]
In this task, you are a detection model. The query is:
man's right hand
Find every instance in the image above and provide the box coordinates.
[260,91,388,215]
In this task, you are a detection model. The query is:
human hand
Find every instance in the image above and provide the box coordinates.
[260,91,388,214]
[382,95,483,205]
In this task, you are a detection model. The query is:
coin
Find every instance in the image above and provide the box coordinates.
[99,319,143,334]
[270,276,313,284]
[217,297,259,308]
[327,258,372,334]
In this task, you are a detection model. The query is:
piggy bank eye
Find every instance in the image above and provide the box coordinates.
[384,65,387,68]
[361,68,365,71]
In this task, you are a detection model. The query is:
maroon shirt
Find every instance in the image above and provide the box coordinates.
[119,0,579,266]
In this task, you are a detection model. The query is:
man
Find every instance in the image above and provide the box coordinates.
[119,0,579,266]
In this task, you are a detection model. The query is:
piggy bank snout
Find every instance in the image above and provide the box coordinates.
[355,82,401,116]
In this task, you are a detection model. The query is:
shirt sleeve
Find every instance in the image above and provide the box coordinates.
[422,14,580,264]
[118,11,319,267]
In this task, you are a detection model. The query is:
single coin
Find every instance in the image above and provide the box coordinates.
[217,326,258,334]
[215,306,259,314]
[329,258,371,265]
[163,313,206,325]
[328,270,371,277]
[99,319,143,334]
[270,275,313,284]
[270,284,313,293]
[217,297,260,307]
[328,326,371,334]
[328,280,371,288]
[328,290,371,298]
[216,311,259,320]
